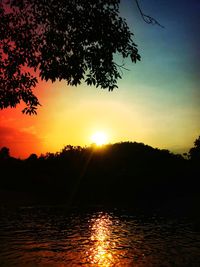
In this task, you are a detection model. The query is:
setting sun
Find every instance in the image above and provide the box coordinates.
[91,131,108,146]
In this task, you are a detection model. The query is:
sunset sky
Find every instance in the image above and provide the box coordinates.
[0,0,199,158]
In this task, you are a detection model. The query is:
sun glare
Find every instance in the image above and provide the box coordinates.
[91,131,108,146]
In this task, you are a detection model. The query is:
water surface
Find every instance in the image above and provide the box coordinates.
[0,206,199,266]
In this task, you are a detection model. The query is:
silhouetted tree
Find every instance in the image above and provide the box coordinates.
[27,153,38,161]
[0,141,194,208]
[0,0,142,114]
[0,146,10,159]
[189,136,200,162]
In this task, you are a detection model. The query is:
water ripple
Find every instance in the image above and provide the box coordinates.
[0,207,199,266]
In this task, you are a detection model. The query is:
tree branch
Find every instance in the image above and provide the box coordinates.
[115,62,130,71]
[135,0,164,28]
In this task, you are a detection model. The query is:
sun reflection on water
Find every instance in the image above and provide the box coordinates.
[86,213,116,266]
[0,208,199,267]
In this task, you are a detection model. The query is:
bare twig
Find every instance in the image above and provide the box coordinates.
[135,0,164,28]
[115,62,130,71]
[114,62,130,77]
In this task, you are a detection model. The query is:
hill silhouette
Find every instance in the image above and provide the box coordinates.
[0,142,199,213]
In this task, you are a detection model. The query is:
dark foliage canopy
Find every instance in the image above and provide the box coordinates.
[0,0,141,114]
[189,136,200,162]
[2,141,199,209]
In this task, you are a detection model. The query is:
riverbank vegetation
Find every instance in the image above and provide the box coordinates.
[0,139,199,212]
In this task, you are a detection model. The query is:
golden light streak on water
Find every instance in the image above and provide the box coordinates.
[86,213,117,266]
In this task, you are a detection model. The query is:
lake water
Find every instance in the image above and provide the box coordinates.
[0,206,199,267]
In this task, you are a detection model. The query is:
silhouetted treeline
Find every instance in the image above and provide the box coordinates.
[0,141,199,210]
